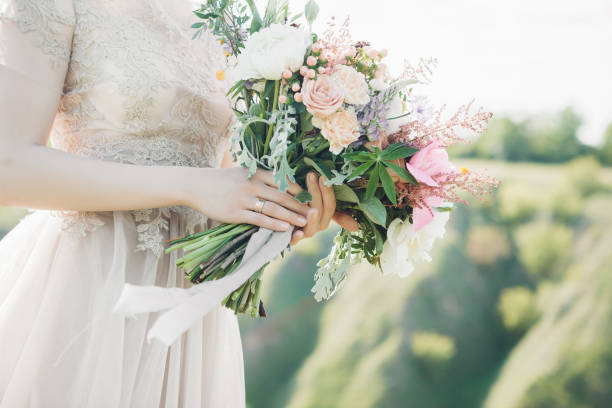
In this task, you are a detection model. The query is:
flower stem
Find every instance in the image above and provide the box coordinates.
[263,80,280,156]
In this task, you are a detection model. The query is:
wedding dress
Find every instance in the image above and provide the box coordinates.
[0,0,246,406]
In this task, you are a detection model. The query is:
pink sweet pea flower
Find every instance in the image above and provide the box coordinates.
[406,142,456,231]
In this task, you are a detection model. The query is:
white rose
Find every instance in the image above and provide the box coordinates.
[380,210,450,278]
[331,65,370,106]
[235,24,312,80]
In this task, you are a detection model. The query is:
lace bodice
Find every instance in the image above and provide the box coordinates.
[1,0,235,256]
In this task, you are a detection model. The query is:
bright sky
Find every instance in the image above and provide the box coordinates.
[286,0,612,145]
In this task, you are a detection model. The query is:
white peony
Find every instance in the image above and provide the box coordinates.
[387,95,412,135]
[380,210,450,278]
[234,24,312,80]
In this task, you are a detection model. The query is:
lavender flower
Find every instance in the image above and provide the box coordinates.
[357,91,391,141]
[411,95,434,123]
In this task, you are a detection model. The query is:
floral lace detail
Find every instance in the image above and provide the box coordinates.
[51,210,105,237]
[52,207,208,257]
[0,0,75,69]
[131,206,208,256]
[132,208,170,257]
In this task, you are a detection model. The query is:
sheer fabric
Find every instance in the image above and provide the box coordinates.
[0,0,245,406]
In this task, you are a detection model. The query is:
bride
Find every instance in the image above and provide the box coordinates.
[0,0,357,406]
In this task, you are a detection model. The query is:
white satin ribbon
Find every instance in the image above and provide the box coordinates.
[111,227,292,347]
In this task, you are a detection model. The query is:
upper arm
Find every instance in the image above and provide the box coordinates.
[0,0,75,150]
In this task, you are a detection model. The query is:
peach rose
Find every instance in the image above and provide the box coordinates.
[301,75,345,117]
[312,108,361,154]
[331,65,370,106]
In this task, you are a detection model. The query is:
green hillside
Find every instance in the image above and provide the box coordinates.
[239,159,612,408]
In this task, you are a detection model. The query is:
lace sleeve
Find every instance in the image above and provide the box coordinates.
[0,0,75,93]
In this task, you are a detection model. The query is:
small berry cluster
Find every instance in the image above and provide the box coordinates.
[278,39,331,105]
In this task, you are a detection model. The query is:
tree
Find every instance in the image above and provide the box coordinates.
[599,123,612,166]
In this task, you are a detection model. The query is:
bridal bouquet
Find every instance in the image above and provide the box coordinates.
[168,0,499,317]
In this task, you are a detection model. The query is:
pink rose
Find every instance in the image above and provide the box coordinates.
[331,65,370,106]
[406,142,457,231]
[312,108,361,154]
[301,75,345,117]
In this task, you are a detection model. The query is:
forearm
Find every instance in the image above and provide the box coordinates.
[0,143,195,212]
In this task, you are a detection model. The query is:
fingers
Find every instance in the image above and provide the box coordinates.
[333,211,360,232]
[253,168,303,196]
[255,182,311,216]
[303,172,322,238]
[290,229,304,246]
[241,210,292,232]
[254,197,307,228]
[319,176,336,230]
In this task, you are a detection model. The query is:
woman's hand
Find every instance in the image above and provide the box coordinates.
[184,167,311,232]
[290,172,360,246]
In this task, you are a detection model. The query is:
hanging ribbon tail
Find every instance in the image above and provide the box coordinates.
[111,227,293,347]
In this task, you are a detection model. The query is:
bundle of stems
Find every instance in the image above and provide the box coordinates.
[165,223,267,317]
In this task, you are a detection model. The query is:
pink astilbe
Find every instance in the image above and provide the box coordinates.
[318,16,353,66]
[389,100,493,149]
[396,167,500,211]
[398,57,438,84]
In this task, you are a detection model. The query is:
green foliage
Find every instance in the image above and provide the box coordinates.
[466,225,510,266]
[548,181,584,223]
[563,156,604,196]
[497,286,538,335]
[410,331,457,374]
[520,344,612,408]
[499,183,539,224]
[515,221,573,280]
[455,108,602,164]
[599,123,612,166]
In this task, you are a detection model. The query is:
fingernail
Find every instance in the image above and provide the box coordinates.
[309,173,316,182]
[297,217,307,226]
[280,222,290,231]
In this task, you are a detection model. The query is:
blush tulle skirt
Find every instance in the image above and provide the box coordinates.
[0,209,245,408]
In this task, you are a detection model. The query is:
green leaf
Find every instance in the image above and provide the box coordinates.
[304,0,320,26]
[385,161,418,185]
[295,190,313,204]
[381,143,418,160]
[365,164,380,200]
[435,206,453,212]
[333,184,359,204]
[245,0,263,33]
[359,197,387,227]
[347,160,375,180]
[303,157,333,179]
[342,151,375,163]
[373,224,384,254]
[379,165,397,205]
[300,111,314,132]
[191,22,205,29]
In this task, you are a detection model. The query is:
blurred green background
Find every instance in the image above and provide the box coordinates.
[2,110,612,407]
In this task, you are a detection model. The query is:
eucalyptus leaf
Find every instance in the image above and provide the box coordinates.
[295,190,313,204]
[305,0,320,26]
